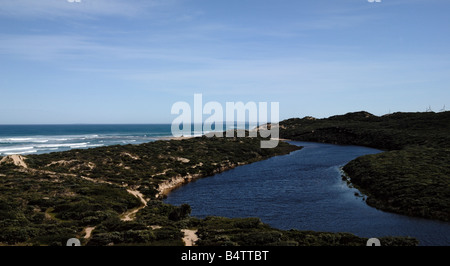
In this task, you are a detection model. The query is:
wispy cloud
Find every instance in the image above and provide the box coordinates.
[2,30,448,97]
[0,0,172,18]
[293,13,379,31]
[77,54,450,98]
[0,34,89,60]
[0,33,221,64]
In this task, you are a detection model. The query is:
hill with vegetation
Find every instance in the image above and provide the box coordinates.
[279,111,450,222]
[0,133,416,246]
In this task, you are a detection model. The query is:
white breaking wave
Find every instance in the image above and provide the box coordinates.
[0,135,103,143]
[7,138,33,141]
[4,150,38,155]
[35,142,89,148]
[0,137,45,143]
[85,144,104,148]
[0,146,35,152]
[0,130,162,156]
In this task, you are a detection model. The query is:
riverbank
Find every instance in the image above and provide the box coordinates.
[0,134,308,246]
[342,146,450,222]
[279,111,450,222]
[165,140,450,245]
[154,134,298,198]
[0,134,418,246]
[156,162,250,198]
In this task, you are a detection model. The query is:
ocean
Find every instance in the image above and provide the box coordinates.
[0,123,247,156]
[0,124,174,156]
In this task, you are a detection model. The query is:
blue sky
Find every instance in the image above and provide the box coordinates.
[0,0,449,124]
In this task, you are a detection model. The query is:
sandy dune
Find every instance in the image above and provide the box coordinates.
[181,229,198,246]
[0,154,28,168]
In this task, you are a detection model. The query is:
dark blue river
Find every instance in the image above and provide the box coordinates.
[164,141,450,246]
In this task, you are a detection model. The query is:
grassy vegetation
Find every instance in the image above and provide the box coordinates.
[0,134,301,246]
[0,131,419,246]
[0,165,140,245]
[343,147,450,221]
[280,111,450,222]
[195,216,418,246]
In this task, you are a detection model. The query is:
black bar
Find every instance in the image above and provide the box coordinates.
[1,246,447,265]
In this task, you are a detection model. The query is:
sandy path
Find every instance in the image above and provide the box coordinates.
[83,226,96,239]
[0,154,152,241]
[181,229,198,246]
[120,188,147,221]
[0,154,200,248]
[80,176,148,222]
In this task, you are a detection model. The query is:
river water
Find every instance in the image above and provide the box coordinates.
[164,141,450,246]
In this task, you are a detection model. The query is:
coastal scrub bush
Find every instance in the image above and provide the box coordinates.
[168,204,191,221]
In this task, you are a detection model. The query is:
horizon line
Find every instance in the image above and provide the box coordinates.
[0,110,446,126]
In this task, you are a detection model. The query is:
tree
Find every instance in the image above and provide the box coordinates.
[168,204,191,221]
